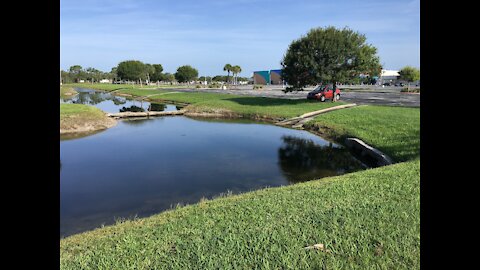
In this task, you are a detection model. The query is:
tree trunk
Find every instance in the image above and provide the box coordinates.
[332,82,337,102]
[407,82,410,92]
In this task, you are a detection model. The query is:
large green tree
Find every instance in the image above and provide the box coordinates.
[69,65,83,74]
[162,73,176,83]
[117,60,147,83]
[398,66,420,92]
[175,65,198,83]
[150,64,164,82]
[281,26,382,100]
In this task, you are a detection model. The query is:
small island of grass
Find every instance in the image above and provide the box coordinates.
[60,103,116,134]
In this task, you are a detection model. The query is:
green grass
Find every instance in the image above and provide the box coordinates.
[146,92,346,119]
[60,103,111,130]
[116,88,173,97]
[60,85,77,98]
[304,105,420,162]
[67,83,196,92]
[65,84,347,119]
[59,85,420,269]
[68,83,136,92]
[60,159,420,269]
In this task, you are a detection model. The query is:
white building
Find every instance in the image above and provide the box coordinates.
[379,69,400,85]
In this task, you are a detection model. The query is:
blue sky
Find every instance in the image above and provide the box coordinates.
[60,0,420,77]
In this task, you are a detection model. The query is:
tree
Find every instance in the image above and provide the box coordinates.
[110,67,118,81]
[231,65,242,85]
[150,64,164,82]
[162,73,176,83]
[175,65,198,83]
[68,65,85,82]
[69,65,83,74]
[144,64,155,83]
[398,66,420,92]
[223,64,232,84]
[212,75,227,82]
[281,26,382,101]
[117,60,147,84]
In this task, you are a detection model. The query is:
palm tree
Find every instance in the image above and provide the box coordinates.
[223,64,232,84]
[232,65,241,85]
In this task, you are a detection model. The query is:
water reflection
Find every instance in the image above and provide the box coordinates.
[120,105,145,112]
[278,136,365,183]
[149,103,166,111]
[60,107,366,237]
[60,88,178,114]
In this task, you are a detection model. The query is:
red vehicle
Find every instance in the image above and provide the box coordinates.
[307,84,341,102]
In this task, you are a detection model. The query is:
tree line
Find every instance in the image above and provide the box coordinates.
[61,61,248,85]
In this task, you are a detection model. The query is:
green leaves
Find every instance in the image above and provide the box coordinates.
[398,66,420,83]
[175,65,199,83]
[282,27,381,89]
[117,60,148,81]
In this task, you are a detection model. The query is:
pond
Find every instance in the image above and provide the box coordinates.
[60,89,366,238]
[60,87,181,113]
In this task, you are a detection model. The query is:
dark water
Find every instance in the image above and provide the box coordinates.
[60,89,366,238]
[59,87,180,113]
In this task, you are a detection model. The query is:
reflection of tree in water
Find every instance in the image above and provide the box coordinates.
[112,96,127,105]
[71,92,117,105]
[119,105,145,112]
[278,136,364,183]
[148,103,166,111]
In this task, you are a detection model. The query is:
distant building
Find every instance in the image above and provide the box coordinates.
[270,69,283,85]
[380,69,400,85]
[253,69,284,85]
[253,71,270,85]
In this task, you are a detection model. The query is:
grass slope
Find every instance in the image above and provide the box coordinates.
[60,85,77,98]
[305,105,420,162]
[61,159,420,269]
[60,103,115,133]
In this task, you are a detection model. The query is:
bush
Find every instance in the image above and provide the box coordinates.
[195,85,202,89]
[283,86,304,93]
[208,82,221,88]
[401,88,420,93]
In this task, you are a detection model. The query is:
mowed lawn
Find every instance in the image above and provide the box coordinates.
[60,84,420,269]
[61,159,420,270]
[305,105,420,162]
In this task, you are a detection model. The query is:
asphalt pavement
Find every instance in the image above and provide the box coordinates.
[166,85,420,107]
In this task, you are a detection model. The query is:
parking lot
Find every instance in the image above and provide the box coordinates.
[169,85,420,107]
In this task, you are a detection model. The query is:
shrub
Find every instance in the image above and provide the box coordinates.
[208,82,221,88]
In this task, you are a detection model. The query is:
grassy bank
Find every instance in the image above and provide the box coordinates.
[65,83,347,120]
[68,83,194,92]
[144,92,346,119]
[60,103,116,134]
[59,83,420,269]
[60,85,77,98]
[304,105,420,162]
[61,159,420,269]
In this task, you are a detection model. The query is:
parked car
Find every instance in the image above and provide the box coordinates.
[307,84,341,102]
[394,82,405,87]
